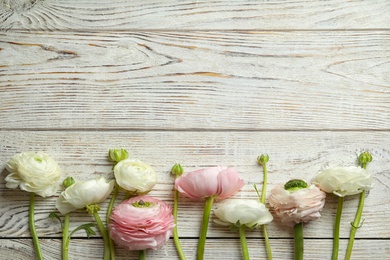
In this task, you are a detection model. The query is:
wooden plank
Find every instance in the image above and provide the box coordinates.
[1,130,389,238]
[1,238,389,259]
[1,31,389,130]
[1,0,389,31]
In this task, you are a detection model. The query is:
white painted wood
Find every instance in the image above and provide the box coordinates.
[1,31,389,130]
[0,0,389,30]
[1,238,389,259]
[1,131,388,239]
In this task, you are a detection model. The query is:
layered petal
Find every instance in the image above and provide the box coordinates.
[268,184,326,227]
[5,152,61,197]
[175,166,244,200]
[214,199,273,228]
[109,196,174,251]
[56,177,114,214]
[313,166,373,197]
[114,159,157,193]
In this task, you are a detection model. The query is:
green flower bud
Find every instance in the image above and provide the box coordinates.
[359,151,373,165]
[171,163,184,176]
[108,148,129,163]
[63,177,75,188]
[284,179,309,191]
[257,154,269,165]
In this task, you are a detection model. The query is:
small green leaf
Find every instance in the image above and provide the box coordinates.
[69,223,96,239]
[49,212,63,229]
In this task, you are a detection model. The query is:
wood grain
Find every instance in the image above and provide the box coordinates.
[1,30,389,130]
[1,131,389,239]
[1,0,389,31]
[1,238,389,259]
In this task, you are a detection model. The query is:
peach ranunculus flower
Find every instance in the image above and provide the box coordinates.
[174,166,245,200]
[312,166,373,197]
[268,181,326,227]
[109,195,175,251]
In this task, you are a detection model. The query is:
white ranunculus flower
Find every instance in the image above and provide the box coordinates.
[5,152,61,197]
[313,166,373,197]
[114,159,157,193]
[214,199,273,228]
[56,177,114,214]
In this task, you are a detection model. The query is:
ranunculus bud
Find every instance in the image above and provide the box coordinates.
[175,166,245,200]
[171,163,184,176]
[109,196,175,251]
[55,176,114,214]
[113,159,157,194]
[62,177,75,188]
[214,199,273,228]
[359,151,373,165]
[268,183,325,227]
[257,154,269,165]
[5,152,61,197]
[108,148,129,163]
[312,166,373,197]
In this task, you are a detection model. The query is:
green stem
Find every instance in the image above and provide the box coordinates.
[263,224,273,260]
[260,163,267,204]
[93,211,110,260]
[138,250,146,260]
[345,161,368,260]
[173,187,186,260]
[62,213,70,260]
[197,196,215,260]
[239,225,250,260]
[332,196,344,260]
[107,183,119,260]
[345,192,365,260]
[260,159,272,260]
[29,193,43,260]
[293,223,304,260]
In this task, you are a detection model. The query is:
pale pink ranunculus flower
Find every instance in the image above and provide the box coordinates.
[174,166,245,200]
[109,195,175,251]
[268,184,326,227]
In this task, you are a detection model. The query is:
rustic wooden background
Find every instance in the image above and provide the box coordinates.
[1,0,389,259]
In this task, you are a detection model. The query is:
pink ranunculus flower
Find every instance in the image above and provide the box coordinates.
[174,166,245,200]
[109,195,175,251]
[268,183,326,227]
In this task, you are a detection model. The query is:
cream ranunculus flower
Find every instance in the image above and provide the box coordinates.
[56,176,114,214]
[214,199,273,228]
[5,152,61,197]
[312,166,373,197]
[114,159,157,193]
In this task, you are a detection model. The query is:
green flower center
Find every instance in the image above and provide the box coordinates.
[284,179,308,191]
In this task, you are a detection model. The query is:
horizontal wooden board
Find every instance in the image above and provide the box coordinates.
[1,238,389,259]
[1,130,389,238]
[1,0,389,31]
[1,31,389,130]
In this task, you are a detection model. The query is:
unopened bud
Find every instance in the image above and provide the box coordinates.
[63,177,75,188]
[359,151,373,165]
[108,148,129,163]
[257,154,269,165]
[171,163,184,176]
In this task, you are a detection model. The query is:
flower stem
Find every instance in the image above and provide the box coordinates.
[345,192,365,260]
[107,183,119,260]
[62,213,70,260]
[263,224,273,260]
[197,196,215,260]
[293,223,304,260]
[259,155,273,260]
[239,225,250,260]
[173,188,186,260]
[138,250,146,260]
[345,155,370,260]
[93,211,110,260]
[332,196,344,260]
[29,192,43,260]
